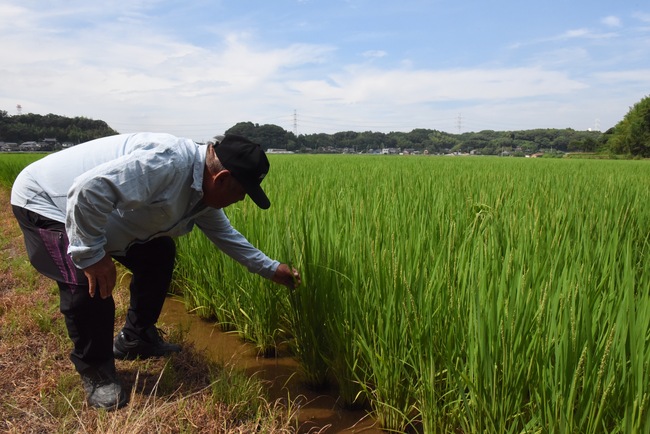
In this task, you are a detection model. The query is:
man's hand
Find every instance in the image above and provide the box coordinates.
[83,254,117,299]
[271,263,302,289]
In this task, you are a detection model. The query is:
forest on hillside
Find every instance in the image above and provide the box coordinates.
[0,111,118,149]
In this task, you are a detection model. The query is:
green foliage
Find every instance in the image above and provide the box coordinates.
[176,155,650,433]
[606,95,650,157]
[0,111,118,144]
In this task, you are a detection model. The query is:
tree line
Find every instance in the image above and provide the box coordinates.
[226,95,650,158]
[2,94,649,157]
[227,121,604,155]
[0,111,118,149]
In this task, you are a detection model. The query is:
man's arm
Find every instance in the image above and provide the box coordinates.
[195,209,299,285]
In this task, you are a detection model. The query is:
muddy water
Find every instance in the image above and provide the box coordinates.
[160,297,383,434]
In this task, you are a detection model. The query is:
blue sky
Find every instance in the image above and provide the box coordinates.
[1,0,649,141]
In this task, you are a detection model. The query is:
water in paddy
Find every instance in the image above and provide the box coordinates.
[160,297,382,434]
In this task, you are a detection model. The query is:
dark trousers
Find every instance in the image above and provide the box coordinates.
[12,206,176,373]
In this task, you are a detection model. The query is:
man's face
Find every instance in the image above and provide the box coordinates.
[202,171,247,209]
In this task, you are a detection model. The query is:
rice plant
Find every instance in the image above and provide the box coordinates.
[170,155,650,433]
[0,153,44,188]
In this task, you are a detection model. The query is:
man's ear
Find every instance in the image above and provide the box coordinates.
[213,169,231,184]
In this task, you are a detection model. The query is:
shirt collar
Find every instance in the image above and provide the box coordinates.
[191,143,208,192]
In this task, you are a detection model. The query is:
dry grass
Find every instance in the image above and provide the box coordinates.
[0,190,308,434]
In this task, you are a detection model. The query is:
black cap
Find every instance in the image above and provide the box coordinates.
[213,134,271,209]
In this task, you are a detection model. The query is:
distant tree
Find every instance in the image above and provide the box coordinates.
[363,131,393,150]
[256,124,289,148]
[607,95,650,157]
[568,137,598,152]
[391,133,415,150]
[225,121,258,140]
[427,130,457,153]
[551,134,570,151]
[225,122,290,149]
[406,128,434,150]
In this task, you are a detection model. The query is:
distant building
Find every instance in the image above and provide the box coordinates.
[0,142,18,151]
[19,141,41,151]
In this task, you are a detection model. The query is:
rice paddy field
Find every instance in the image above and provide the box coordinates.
[0,153,45,189]
[174,154,650,433]
[2,152,649,433]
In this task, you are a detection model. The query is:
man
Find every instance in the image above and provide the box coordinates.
[10,132,301,410]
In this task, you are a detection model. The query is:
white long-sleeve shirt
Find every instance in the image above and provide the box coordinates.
[10,132,279,278]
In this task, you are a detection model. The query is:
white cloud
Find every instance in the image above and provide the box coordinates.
[509,25,618,51]
[528,47,591,68]
[592,69,650,84]
[289,66,587,105]
[0,3,29,26]
[362,50,388,58]
[0,10,336,137]
[602,16,621,27]
[633,12,650,23]
[564,28,590,38]
[560,28,617,40]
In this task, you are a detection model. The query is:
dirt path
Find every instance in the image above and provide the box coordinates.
[0,191,74,431]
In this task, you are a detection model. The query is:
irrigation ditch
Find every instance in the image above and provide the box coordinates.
[159,297,383,433]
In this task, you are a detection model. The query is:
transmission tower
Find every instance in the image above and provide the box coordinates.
[16,104,22,115]
[457,113,463,134]
[293,109,298,136]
